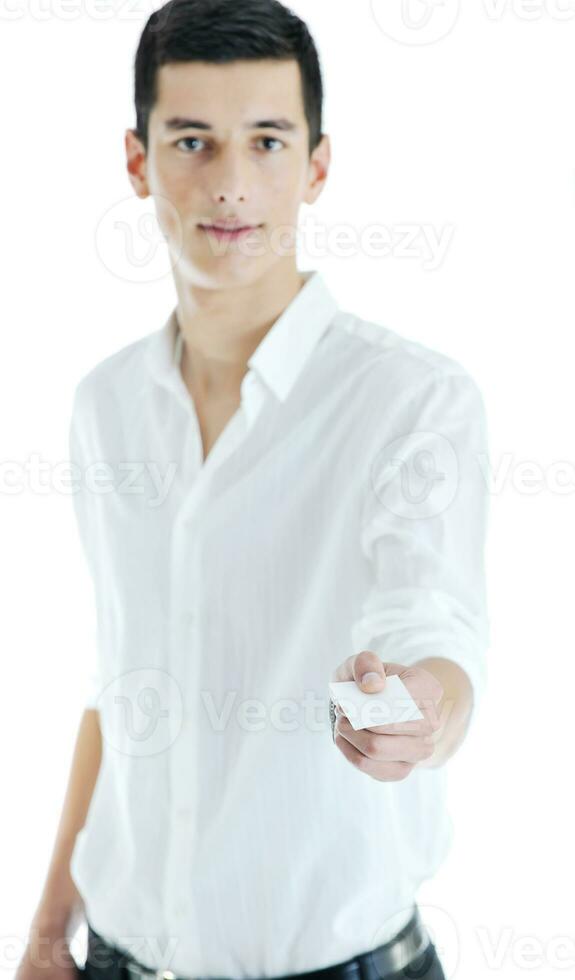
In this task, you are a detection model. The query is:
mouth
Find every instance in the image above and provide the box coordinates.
[198,222,263,241]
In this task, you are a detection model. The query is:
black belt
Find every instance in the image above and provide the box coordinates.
[87,905,432,980]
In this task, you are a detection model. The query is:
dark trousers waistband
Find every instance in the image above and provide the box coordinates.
[80,906,445,980]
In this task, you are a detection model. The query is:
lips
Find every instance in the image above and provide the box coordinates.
[199,220,261,231]
[198,221,263,244]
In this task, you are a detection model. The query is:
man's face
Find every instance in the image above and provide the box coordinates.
[125,58,329,288]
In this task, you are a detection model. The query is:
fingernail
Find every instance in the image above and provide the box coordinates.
[361,672,381,685]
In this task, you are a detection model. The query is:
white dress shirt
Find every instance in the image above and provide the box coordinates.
[68,268,490,978]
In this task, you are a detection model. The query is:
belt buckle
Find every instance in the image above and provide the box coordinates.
[125,963,178,980]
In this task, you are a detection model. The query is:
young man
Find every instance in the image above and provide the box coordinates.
[18,3,490,980]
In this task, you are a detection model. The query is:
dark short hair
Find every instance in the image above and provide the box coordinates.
[133,0,324,158]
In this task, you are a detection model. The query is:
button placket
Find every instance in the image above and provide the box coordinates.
[161,387,252,954]
[162,474,206,941]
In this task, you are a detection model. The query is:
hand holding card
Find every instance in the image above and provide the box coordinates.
[328,651,444,782]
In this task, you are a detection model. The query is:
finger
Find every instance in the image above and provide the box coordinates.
[332,650,388,685]
[335,713,434,764]
[334,731,415,781]
[352,651,386,690]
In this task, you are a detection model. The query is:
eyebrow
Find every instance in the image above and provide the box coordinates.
[162,116,298,133]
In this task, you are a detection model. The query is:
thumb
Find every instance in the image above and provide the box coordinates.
[354,651,386,690]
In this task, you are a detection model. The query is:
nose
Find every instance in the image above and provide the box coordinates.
[209,145,249,204]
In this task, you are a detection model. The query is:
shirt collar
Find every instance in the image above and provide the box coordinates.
[145,269,340,403]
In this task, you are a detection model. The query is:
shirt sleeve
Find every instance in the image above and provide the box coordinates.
[351,367,491,734]
[68,382,104,710]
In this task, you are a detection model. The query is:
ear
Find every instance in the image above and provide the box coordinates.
[303,132,331,206]
[125,128,150,199]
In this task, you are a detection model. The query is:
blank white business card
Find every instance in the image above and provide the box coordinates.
[328,676,424,731]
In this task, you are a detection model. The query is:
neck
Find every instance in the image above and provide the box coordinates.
[175,262,305,400]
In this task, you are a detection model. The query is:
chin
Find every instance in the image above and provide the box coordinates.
[176,254,271,290]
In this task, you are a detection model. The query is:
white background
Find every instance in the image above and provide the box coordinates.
[1,1,574,978]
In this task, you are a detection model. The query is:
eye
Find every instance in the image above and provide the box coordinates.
[174,137,206,153]
[257,137,285,152]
